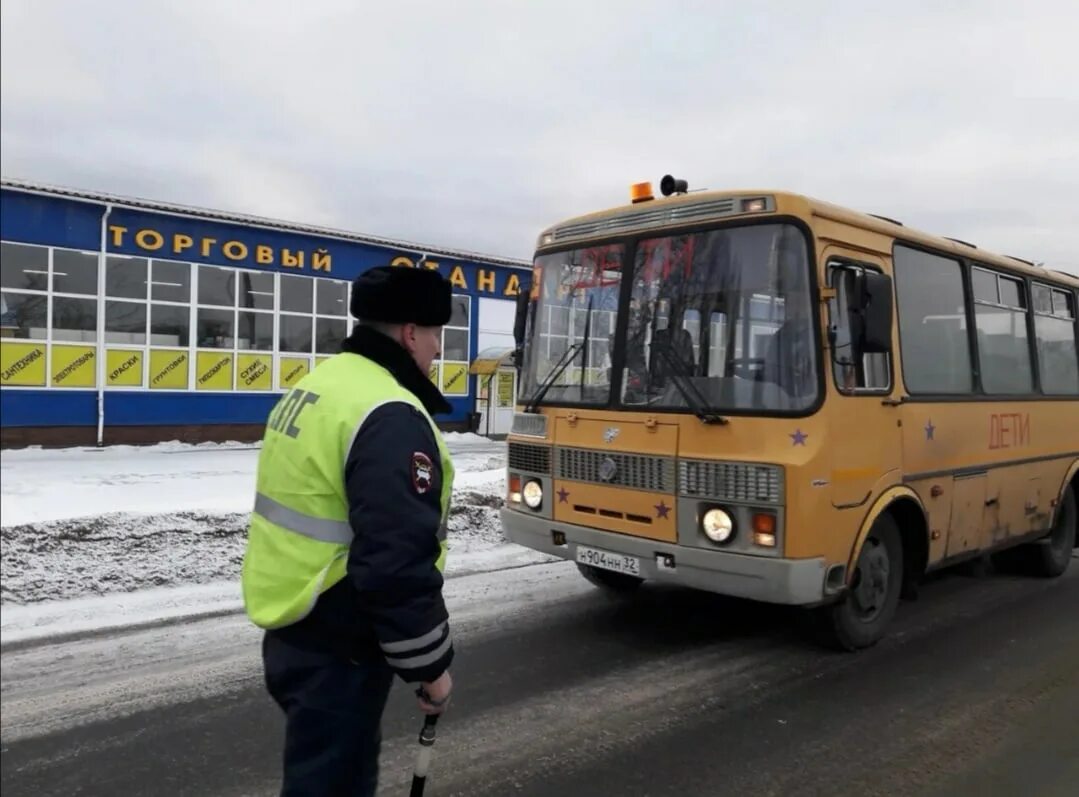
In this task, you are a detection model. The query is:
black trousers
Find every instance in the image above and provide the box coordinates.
[263,632,394,796]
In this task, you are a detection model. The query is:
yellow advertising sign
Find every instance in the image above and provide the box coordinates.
[0,341,47,386]
[497,372,515,407]
[279,357,309,389]
[106,349,143,387]
[315,356,332,368]
[441,362,468,396]
[149,349,189,390]
[196,351,234,390]
[429,363,440,385]
[237,353,272,390]
[52,345,97,388]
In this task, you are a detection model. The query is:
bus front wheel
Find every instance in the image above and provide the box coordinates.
[814,513,904,651]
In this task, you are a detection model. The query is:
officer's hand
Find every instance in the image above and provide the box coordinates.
[417,671,453,715]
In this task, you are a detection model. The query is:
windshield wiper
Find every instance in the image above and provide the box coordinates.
[523,341,584,413]
[655,343,729,425]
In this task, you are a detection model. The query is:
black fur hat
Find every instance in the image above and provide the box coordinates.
[349,266,452,326]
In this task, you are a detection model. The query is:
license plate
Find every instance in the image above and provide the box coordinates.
[575,545,641,576]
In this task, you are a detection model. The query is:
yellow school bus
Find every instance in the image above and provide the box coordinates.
[501,177,1078,649]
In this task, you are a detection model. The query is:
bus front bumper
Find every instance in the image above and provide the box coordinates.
[502,508,830,606]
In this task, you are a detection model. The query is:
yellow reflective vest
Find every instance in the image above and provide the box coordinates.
[242,353,454,630]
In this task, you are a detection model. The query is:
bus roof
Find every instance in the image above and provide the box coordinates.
[538,188,1077,288]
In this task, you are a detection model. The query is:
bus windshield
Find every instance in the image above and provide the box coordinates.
[623,223,817,413]
[519,243,624,406]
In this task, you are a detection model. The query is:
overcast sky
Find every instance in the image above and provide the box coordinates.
[2,0,1076,273]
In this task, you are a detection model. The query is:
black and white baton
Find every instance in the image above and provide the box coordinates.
[409,711,439,797]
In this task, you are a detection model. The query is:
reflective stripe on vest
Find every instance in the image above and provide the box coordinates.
[253,492,353,545]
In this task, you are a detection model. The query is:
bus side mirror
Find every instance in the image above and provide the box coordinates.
[850,270,893,354]
[513,284,531,348]
[512,283,531,369]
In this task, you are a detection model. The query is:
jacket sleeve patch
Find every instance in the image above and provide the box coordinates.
[411,452,434,494]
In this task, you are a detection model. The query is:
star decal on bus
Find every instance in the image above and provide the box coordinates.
[790,429,808,446]
[925,419,935,441]
[655,500,671,519]
[557,487,570,503]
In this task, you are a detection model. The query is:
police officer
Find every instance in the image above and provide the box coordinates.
[242,265,457,796]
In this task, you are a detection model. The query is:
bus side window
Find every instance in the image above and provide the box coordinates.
[1033,284,1079,395]
[828,264,891,393]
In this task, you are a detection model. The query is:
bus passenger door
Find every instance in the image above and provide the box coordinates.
[824,255,902,509]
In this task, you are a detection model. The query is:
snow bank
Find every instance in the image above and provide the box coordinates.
[1,437,534,612]
[1,538,559,647]
[1,486,518,606]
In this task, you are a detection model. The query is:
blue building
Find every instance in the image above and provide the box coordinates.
[0,179,529,447]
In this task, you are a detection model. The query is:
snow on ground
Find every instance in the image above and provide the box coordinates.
[0,442,259,528]
[1,434,555,640]
[0,433,504,528]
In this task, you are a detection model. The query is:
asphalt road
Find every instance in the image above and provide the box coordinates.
[2,557,1077,797]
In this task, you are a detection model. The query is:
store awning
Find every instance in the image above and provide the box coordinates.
[469,346,515,375]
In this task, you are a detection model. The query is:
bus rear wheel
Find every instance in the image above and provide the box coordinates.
[1026,486,1076,578]
[576,563,644,593]
[814,513,904,651]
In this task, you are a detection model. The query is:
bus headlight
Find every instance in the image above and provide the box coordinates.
[522,480,543,510]
[702,507,735,543]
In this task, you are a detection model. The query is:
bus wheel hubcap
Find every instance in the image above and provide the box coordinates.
[852,539,889,620]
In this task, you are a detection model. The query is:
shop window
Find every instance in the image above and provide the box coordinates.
[315,317,347,354]
[150,303,191,347]
[279,314,313,353]
[449,295,469,327]
[53,250,99,296]
[51,296,97,342]
[106,256,148,299]
[438,295,471,396]
[198,265,236,307]
[443,328,469,361]
[105,301,147,344]
[316,279,348,316]
[0,291,47,339]
[238,311,274,351]
[150,260,191,303]
[1,242,49,291]
[441,294,470,361]
[197,308,236,349]
[281,274,313,313]
[239,271,275,311]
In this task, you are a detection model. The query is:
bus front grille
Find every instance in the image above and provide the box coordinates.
[508,442,552,474]
[556,447,675,493]
[678,460,783,504]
